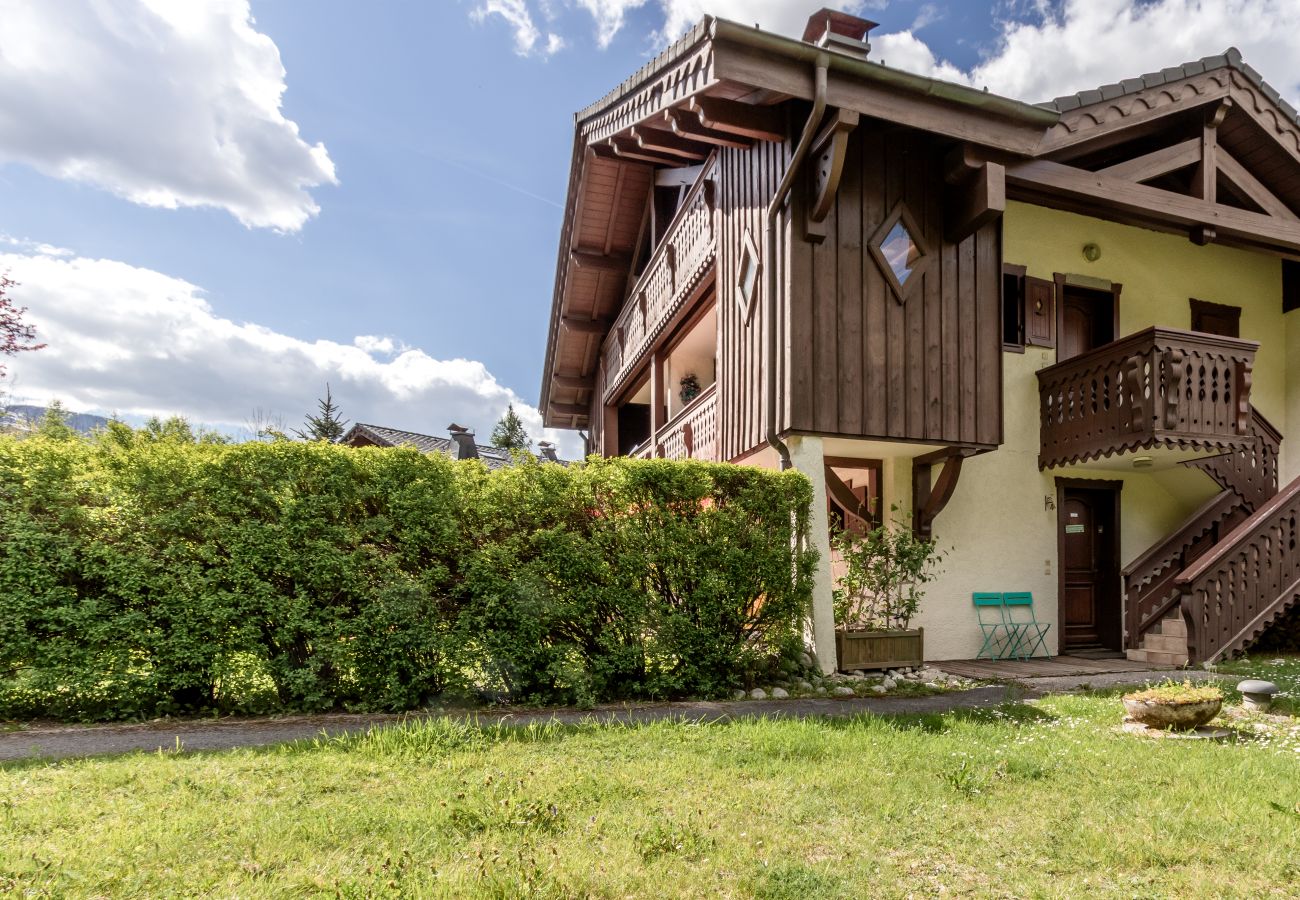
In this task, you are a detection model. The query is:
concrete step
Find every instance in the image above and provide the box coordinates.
[1158,617,1188,638]
[1136,648,1188,667]
[1126,648,1149,663]
[1142,632,1188,654]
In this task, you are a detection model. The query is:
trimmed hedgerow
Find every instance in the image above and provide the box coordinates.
[0,427,813,720]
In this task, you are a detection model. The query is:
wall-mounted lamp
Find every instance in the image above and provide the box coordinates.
[1082,243,1102,262]
[1133,455,1154,469]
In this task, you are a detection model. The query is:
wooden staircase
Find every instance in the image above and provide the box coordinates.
[1124,406,1297,665]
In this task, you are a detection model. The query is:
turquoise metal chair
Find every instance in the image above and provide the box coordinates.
[1003,592,1051,659]
[973,593,1014,660]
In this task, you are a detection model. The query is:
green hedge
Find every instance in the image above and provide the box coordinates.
[0,428,814,720]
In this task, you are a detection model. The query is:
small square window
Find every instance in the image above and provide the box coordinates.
[868,201,930,303]
[737,229,761,322]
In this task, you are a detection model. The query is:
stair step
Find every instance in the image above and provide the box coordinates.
[1126,649,1148,663]
[1159,617,1188,638]
[1142,632,1188,654]
[1135,648,1188,667]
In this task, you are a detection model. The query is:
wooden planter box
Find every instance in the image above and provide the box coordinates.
[836,628,924,671]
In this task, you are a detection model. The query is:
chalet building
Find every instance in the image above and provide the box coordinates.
[339,422,563,468]
[538,8,1300,672]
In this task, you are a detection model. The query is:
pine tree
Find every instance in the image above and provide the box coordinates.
[295,384,349,442]
[490,404,530,451]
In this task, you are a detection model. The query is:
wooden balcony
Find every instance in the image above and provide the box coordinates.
[627,385,719,462]
[602,161,716,402]
[1037,328,1259,470]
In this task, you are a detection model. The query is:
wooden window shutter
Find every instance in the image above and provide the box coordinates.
[1025,276,1056,348]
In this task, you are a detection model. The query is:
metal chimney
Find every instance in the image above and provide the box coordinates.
[447,423,479,459]
[537,441,559,462]
[801,7,877,59]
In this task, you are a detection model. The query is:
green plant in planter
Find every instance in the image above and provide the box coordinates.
[1123,680,1223,704]
[832,513,945,631]
[679,373,702,405]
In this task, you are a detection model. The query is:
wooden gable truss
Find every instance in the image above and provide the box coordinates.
[959,55,1300,257]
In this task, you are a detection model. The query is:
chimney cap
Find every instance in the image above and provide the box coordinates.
[448,422,472,434]
[801,8,877,44]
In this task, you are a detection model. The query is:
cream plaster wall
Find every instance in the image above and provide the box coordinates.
[1004,201,1292,443]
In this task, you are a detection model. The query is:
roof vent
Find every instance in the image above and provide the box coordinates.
[448,423,479,460]
[801,7,877,59]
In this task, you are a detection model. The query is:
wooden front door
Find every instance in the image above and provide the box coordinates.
[1059,286,1117,361]
[1060,485,1121,651]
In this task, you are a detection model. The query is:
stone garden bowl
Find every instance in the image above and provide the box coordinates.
[1122,697,1222,731]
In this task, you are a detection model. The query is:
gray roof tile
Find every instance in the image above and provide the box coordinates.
[340,423,567,469]
[1037,48,1300,129]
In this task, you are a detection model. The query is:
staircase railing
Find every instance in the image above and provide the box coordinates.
[1121,490,1245,648]
[1191,407,1282,510]
[1175,475,1300,663]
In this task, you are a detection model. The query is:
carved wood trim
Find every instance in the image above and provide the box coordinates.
[804,109,860,243]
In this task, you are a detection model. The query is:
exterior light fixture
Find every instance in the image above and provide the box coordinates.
[1133,455,1154,469]
[1083,242,1102,262]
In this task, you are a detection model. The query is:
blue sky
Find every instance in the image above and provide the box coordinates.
[2,0,1299,452]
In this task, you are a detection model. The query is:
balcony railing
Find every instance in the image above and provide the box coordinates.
[655,384,718,461]
[602,160,716,402]
[1037,327,1259,469]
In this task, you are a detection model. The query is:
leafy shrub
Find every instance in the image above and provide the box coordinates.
[831,512,944,631]
[0,428,813,720]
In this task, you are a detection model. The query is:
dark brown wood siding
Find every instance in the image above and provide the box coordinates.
[717,136,792,462]
[782,125,1003,448]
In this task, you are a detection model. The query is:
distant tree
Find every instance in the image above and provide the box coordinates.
[294,384,349,442]
[490,404,530,451]
[1,274,46,379]
[244,407,289,443]
[35,400,76,441]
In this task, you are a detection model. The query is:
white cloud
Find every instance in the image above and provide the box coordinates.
[472,0,565,56]
[0,249,582,457]
[0,0,336,231]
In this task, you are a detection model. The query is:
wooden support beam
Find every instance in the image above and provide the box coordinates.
[631,126,708,161]
[552,373,595,391]
[911,450,969,540]
[601,404,618,457]
[570,250,631,271]
[649,352,666,440]
[805,108,859,242]
[1193,101,1230,203]
[663,108,752,149]
[549,403,588,418]
[825,465,872,523]
[945,161,1005,244]
[1003,158,1300,255]
[1096,138,1201,183]
[688,96,785,142]
[560,316,611,335]
[1216,150,1300,221]
[608,136,685,166]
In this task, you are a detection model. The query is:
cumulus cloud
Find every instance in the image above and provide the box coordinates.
[0,249,582,457]
[472,0,565,56]
[0,0,336,231]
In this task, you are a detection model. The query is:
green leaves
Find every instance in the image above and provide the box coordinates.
[832,513,945,631]
[0,433,813,719]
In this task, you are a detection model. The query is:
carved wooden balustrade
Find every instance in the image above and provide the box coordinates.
[1175,475,1300,663]
[654,384,718,461]
[1191,407,1282,509]
[1121,490,1245,650]
[1037,328,1259,469]
[602,161,716,403]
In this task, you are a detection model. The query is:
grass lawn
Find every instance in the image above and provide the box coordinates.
[3,667,1300,898]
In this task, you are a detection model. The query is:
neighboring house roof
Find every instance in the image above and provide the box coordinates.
[338,423,565,469]
[1038,48,1299,125]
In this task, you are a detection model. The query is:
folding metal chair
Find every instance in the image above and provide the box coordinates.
[1003,592,1051,659]
[973,592,1014,660]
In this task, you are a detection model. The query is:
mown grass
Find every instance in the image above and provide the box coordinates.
[3,684,1300,897]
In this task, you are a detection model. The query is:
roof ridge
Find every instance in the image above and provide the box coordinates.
[1037,47,1299,127]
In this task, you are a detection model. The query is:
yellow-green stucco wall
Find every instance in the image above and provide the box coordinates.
[903,202,1300,661]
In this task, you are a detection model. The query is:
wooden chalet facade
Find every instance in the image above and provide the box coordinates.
[539,8,1300,671]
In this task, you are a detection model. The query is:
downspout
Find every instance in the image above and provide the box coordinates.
[765,56,829,470]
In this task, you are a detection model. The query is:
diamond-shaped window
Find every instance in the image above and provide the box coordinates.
[869,202,929,303]
[736,229,761,322]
